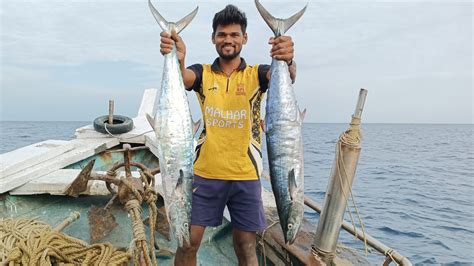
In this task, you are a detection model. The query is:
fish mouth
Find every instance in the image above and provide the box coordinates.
[285,231,297,245]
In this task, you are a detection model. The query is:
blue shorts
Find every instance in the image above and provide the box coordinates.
[191,175,267,232]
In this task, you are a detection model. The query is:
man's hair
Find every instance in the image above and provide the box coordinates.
[212,5,247,34]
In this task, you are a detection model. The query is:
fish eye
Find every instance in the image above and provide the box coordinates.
[288,223,293,229]
[184,222,188,228]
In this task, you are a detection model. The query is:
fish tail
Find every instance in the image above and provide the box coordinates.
[254,0,307,36]
[148,0,198,33]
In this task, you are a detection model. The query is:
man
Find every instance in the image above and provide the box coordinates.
[159,4,296,266]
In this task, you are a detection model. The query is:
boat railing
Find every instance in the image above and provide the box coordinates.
[303,196,412,266]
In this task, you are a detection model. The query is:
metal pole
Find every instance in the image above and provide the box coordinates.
[305,196,412,266]
[312,89,367,261]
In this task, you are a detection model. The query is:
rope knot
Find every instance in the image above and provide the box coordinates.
[144,188,157,204]
[107,169,117,177]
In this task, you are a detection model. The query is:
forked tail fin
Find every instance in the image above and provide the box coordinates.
[254,0,307,37]
[148,0,198,33]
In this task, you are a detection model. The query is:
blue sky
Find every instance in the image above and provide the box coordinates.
[1,0,472,123]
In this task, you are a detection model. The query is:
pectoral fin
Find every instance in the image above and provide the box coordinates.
[174,170,185,199]
[288,169,298,201]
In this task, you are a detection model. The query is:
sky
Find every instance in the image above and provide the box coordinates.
[0,0,472,124]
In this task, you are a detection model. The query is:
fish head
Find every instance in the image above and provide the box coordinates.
[284,202,304,245]
[169,201,191,247]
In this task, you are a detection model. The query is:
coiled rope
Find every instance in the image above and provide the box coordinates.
[1,213,130,265]
[335,116,369,255]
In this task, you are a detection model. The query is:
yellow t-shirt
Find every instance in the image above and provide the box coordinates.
[187,58,270,180]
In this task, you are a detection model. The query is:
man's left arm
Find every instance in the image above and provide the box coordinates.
[266,36,297,83]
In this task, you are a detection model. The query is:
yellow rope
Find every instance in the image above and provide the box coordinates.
[0,216,131,265]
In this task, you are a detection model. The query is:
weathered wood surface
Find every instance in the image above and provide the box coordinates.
[0,138,119,193]
[10,169,163,196]
[0,140,74,178]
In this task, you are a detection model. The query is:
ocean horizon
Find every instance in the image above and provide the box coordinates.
[1,121,473,264]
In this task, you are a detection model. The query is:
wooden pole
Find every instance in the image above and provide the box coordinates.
[108,100,114,124]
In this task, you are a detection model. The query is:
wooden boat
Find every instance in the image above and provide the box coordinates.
[0,89,410,265]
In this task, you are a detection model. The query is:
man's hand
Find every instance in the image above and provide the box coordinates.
[268,35,297,83]
[269,36,294,64]
[160,29,186,63]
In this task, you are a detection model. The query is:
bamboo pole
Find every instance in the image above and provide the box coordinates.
[312,89,367,261]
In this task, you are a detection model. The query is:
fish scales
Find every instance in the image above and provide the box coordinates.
[148,0,198,247]
[256,0,307,244]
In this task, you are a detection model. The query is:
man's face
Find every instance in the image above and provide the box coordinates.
[212,23,248,61]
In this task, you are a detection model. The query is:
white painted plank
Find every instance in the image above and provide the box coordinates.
[137,88,158,117]
[0,140,74,177]
[0,138,119,193]
[11,169,163,196]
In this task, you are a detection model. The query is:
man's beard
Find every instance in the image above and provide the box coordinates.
[217,46,241,61]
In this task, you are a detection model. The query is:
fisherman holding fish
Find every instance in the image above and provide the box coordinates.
[159,4,296,266]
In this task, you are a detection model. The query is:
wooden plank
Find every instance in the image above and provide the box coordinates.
[0,140,74,178]
[11,169,163,196]
[0,138,119,193]
[10,169,162,195]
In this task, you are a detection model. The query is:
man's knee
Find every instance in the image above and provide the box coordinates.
[177,238,201,254]
[176,225,205,255]
[233,230,257,258]
[234,241,257,257]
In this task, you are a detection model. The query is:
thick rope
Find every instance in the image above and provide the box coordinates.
[0,216,130,265]
[124,200,152,266]
[257,219,280,266]
[334,116,369,255]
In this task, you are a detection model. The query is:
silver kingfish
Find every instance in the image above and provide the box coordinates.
[147,0,198,247]
[255,0,307,245]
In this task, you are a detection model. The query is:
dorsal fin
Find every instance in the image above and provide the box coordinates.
[148,0,198,33]
[255,0,307,37]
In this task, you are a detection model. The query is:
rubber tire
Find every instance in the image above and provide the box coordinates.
[93,115,134,135]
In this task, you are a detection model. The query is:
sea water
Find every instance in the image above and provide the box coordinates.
[1,121,473,264]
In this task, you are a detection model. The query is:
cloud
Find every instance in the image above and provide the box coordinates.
[1,0,472,123]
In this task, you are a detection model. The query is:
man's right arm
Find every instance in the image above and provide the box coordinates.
[160,30,197,90]
[182,68,197,90]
